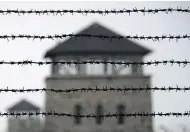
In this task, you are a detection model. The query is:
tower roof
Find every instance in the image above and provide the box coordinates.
[44,22,151,58]
[7,99,40,111]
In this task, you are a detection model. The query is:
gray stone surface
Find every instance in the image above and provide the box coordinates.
[43,75,153,132]
[8,116,41,132]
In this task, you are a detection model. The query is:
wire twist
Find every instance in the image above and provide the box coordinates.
[0,7,190,16]
[0,34,189,41]
[0,60,189,67]
[0,86,190,93]
[2,111,190,118]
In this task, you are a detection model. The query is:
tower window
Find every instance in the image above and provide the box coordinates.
[58,59,78,75]
[105,59,112,75]
[95,104,104,124]
[74,104,82,124]
[117,104,125,124]
[86,59,104,75]
[19,119,26,129]
[132,65,138,73]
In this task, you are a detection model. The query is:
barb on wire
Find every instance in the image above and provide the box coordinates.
[0,60,189,67]
[1,111,190,118]
[0,34,189,41]
[0,7,190,16]
[1,86,190,93]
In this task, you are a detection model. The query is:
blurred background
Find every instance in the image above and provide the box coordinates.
[0,1,190,132]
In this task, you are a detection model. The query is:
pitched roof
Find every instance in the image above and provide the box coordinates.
[44,22,151,58]
[7,99,40,111]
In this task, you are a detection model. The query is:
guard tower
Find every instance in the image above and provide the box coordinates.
[43,22,153,132]
[7,99,41,132]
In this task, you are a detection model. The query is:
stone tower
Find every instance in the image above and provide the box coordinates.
[7,99,41,132]
[43,22,153,132]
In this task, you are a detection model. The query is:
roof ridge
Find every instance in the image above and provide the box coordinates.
[44,22,151,58]
[7,99,40,111]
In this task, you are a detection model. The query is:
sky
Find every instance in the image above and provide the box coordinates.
[0,1,190,132]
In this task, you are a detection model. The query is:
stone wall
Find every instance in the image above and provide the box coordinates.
[43,75,153,132]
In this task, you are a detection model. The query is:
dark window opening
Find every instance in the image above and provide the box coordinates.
[96,104,103,125]
[117,104,125,124]
[74,104,82,124]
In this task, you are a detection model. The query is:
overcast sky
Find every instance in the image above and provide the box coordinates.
[0,1,190,132]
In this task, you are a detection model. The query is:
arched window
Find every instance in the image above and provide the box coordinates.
[117,104,125,124]
[74,104,82,124]
[95,104,103,124]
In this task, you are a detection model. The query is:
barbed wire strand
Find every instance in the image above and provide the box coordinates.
[0,34,190,41]
[1,86,190,93]
[2,111,190,118]
[0,7,190,16]
[0,60,189,67]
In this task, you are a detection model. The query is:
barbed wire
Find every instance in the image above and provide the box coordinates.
[0,34,189,41]
[0,60,189,67]
[0,6,189,127]
[1,86,190,93]
[2,111,190,118]
[0,7,190,16]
